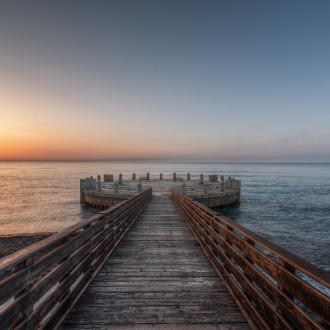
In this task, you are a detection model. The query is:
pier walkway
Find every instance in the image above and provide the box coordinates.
[0,176,329,330]
[61,195,249,329]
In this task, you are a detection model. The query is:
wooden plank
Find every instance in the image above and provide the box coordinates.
[61,195,249,329]
[173,195,268,329]
[172,189,329,329]
[0,189,152,330]
[181,191,330,288]
[0,266,31,306]
[48,191,152,328]
[61,324,250,330]
[182,204,319,328]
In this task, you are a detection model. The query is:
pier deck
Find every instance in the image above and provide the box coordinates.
[1,176,328,330]
[61,195,249,329]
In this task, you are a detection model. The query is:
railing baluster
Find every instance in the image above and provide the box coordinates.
[171,188,330,330]
[0,188,152,330]
[278,259,295,300]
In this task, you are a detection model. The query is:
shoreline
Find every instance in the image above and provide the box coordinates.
[0,232,53,259]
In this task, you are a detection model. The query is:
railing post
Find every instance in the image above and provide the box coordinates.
[220,175,225,191]
[80,177,96,202]
[225,224,234,262]
[204,182,209,194]
[160,173,162,180]
[187,173,190,180]
[182,183,186,195]
[97,175,101,191]
[104,174,113,182]
[14,257,34,327]
[137,182,142,193]
[132,173,136,180]
[278,259,295,300]
[244,237,255,282]
[114,181,119,193]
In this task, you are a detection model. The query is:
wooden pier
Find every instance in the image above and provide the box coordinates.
[0,177,329,329]
[80,173,241,209]
[61,195,249,329]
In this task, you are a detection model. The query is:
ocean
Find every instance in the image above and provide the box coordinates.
[0,161,329,271]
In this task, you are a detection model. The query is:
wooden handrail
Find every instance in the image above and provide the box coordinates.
[0,188,152,330]
[171,188,330,329]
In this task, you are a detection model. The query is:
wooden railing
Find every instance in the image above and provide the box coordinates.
[0,188,152,330]
[171,188,330,329]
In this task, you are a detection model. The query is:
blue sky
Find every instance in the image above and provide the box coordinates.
[0,0,329,161]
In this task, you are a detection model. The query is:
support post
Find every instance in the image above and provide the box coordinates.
[132,173,136,180]
[278,259,295,300]
[119,174,123,183]
[97,175,101,191]
[160,173,163,180]
[104,174,113,182]
[204,182,209,194]
[80,177,96,202]
[225,177,232,190]
[220,182,224,192]
[173,173,176,181]
[147,173,150,181]
[187,173,190,180]
[114,181,119,194]
[208,175,218,182]
[200,174,203,184]
[182,183,186,195]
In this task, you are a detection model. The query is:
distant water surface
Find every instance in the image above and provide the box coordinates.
[0,161,329,270]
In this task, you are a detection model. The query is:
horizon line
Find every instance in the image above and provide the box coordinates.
[0,159,329,165]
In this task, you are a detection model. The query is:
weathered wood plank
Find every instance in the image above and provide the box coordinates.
[0,189,152,330]
[61,195,249,329]
[172,188,329,329]
[61,324,250,330]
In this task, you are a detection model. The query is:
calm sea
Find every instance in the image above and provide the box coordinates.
[0,161,329,271]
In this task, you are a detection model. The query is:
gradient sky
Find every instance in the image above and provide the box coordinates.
[0,0,329,162]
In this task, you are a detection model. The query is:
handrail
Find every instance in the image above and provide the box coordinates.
[171,188,330,329]
[0,188,152,330]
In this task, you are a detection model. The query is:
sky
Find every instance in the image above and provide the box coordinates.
[0,0,329,162]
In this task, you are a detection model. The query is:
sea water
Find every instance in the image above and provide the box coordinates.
[0,161,329,270]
